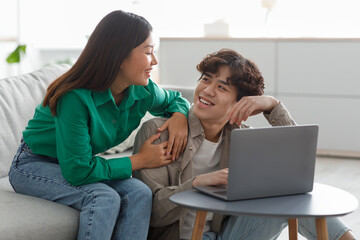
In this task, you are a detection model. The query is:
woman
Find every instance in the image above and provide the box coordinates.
[9,10,190,240]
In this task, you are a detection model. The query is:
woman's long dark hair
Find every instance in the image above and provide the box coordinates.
[43,10,152,115]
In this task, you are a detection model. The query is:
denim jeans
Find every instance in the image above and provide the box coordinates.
[9,139,152,240]
[202,214,350,240]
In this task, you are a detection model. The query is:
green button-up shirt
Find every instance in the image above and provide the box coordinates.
[23,80,190,186]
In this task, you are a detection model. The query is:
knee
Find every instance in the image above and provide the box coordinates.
[140,185,152,206]
[134,179,152,200]
[131,181,152,214]
[137,181,152,198]
[339,230,356,240]
[125,179,152,205]
[84,186,121,212]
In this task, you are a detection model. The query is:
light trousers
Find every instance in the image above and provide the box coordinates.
[202,213,349,240]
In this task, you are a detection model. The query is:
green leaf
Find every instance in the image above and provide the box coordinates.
[18,44,26,53]
[6,44,27,64]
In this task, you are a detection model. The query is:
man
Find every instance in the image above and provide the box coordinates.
[133,49,354,240]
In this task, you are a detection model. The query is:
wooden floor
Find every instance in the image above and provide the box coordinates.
[278,157,360,239]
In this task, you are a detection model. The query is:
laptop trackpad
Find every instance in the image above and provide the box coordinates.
[195,185,228,199]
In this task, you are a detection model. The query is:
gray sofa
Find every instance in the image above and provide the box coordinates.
[0,64,194,239]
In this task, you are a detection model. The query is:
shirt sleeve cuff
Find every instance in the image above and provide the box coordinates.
[263,101,296,126]
[107,157,133,179]
[167,104,189,118]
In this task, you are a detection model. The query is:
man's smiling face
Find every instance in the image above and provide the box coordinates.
[193,65,238,126]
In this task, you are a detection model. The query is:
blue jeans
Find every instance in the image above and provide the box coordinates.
[202,214,350,240]
[9,139,152,240]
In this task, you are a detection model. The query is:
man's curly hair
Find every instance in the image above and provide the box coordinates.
[196,48,265,101]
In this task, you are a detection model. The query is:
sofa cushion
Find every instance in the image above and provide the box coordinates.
[0,176,13,192]
[162,85,194,104]
[0,191,79,240]
[0,64,70,178]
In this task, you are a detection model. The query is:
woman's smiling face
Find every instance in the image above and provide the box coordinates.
[117,33,158,87]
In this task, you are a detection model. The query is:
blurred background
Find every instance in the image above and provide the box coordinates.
[2,0,360,76]
[1,0,360,154]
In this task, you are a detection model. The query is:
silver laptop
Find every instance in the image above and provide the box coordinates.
[195,125,319,201]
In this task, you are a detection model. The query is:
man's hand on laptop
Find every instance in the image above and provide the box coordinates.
[192,168,229,187]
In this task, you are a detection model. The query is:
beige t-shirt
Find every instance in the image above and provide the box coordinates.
[180,132,224,240]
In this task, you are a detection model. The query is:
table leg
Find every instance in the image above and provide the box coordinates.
[316,218,329,240]
[191,210,207,240]
[288,218,298,240]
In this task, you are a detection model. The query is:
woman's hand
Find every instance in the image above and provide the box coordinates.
[227,95,280,126]
[192,168,229,187]
[157,112,188,161]
[130,133,172,170]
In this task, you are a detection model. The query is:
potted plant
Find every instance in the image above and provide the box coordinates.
[6,44,26,63]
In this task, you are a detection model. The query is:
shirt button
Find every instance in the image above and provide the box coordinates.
[271,119,276,123]
[112,119,117,124]
[178,168,181,173]
[189,147,193,151]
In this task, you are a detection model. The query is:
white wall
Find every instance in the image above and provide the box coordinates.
[159,38,360,153]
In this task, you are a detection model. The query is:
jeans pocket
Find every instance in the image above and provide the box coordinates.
[21,146,34,156]
[17,146,59,169]
[16,145,45,166]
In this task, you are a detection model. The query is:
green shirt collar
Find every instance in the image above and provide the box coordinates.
[92,89,113,107]
[92,84,151,108]
[123,85,151,109]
